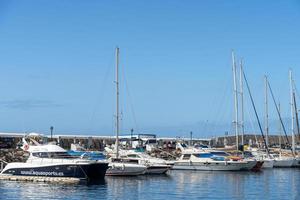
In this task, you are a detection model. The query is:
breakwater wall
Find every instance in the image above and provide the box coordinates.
[211,134,300,147]
[0,133,298,152]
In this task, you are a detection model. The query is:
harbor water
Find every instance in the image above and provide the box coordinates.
[0,168,299,200]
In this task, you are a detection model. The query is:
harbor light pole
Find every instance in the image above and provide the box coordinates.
[50,126,54,140]
[130,128,134,148]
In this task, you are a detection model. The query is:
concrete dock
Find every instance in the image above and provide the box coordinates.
[0,175,81,184]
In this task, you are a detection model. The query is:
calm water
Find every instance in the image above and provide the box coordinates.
[1,169,299,200]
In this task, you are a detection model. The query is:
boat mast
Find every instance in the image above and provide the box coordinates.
[239,60,244,146]
[231,51,239,150]
[289,70,295,155]
[293,92,300,140]
[264,75,269,147]
[115,47,120,158]
[278,102,282,156]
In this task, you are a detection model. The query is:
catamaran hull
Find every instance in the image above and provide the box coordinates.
[172,161,257,171]
[0,162,108,180]
[106,163,146,176]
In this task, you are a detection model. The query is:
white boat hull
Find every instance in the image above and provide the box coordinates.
[292,158,300,167]
[273,158,294,168]
[106,163,146,176]
[172,160,257,171]
[262,159,274,168]
[145,165,170,174]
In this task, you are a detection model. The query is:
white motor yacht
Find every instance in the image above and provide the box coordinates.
[173,146,257,171]
[119,150,171,174]
[0,138,109,180]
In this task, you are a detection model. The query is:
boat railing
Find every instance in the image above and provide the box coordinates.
[0,159,8,172]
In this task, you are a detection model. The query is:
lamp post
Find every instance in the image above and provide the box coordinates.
[190,131,193,146]
[130,128,134,148]
[50,126,54,140]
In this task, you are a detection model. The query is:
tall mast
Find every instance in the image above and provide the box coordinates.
[278,102,282,155]
[232,51,239,150]
[293,92,300,140]
[239,60,244,146]
[264,75,269,147]
[115,47,120,158]
[289,69,295,154]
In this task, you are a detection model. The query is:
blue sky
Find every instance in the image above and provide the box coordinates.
[0,1,300,138]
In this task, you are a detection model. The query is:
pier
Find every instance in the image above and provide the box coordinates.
[0,175,81,184]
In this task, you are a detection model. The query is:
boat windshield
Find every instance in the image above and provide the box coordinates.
[127,154,143,159]
[182,154,191,160]
[181,143,188,148]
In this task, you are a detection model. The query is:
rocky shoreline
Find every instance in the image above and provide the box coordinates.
[0,149,29,163]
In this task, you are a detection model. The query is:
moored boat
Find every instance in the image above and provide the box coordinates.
[0,138,109,181]
[173,146,257,171]
[106,158,147,176]
[292,157,300,167]
[272,154,294,168]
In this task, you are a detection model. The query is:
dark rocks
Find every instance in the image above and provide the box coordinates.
[0,149,29,163]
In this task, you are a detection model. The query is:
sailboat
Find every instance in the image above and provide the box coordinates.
[271,70,295,167]
[105,47,146,176]
[289,70,300,167]
[253,75,274,169]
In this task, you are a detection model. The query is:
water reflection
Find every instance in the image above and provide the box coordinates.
[0,169,299,200]
[0,179,108,200]
[105,174,172,200]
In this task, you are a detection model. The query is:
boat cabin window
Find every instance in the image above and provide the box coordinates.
[32,152,48,158]
[32,152,71,158]
[127,159,139,164]
[181,143,188,148]
[49,152,71,158]
[144,139,157,145]
[127,154,140,158]
[182,154,191,160]
[111,158,122,162]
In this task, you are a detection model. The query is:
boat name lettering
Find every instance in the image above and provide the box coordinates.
[20,170,64,176]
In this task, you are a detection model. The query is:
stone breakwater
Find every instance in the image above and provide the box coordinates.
[0,149,29,163]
